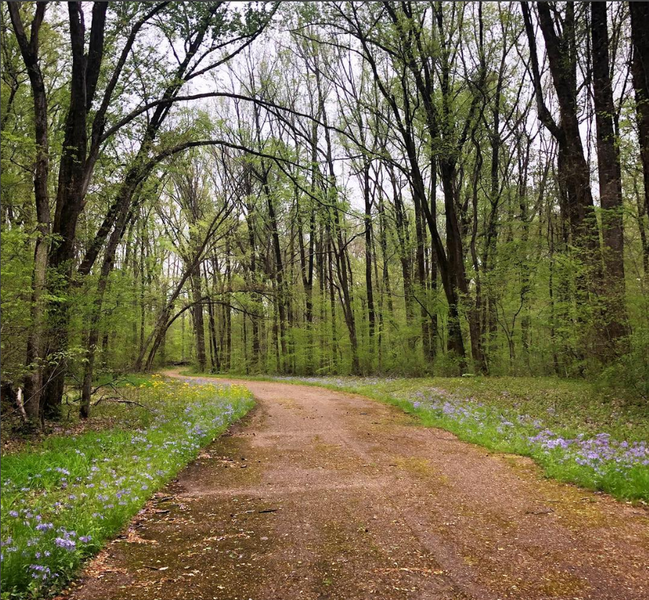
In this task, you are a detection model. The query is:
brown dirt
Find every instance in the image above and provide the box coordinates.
[60,372,649,600]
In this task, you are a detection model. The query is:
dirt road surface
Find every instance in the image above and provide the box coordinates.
[63,373,648,600]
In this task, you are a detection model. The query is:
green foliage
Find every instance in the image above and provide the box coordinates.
[0,378,254,599]
[0,228,34,384]
[2,1,648,431]
[597,327,649,400]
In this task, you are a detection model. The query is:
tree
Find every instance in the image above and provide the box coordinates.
[591,1,629,356]
[3,0,647,407]
[7,2,276,420]
[630,2,649,276]
[7,2,51,425]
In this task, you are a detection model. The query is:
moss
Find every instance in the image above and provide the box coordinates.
[537,570,586,596]
[392,456,451,487]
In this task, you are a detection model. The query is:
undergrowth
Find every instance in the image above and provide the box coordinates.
[0,375,254,599]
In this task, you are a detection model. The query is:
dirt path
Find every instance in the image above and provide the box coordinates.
[64,372,648,600]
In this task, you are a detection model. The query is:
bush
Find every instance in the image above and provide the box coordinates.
[597,330,649,400]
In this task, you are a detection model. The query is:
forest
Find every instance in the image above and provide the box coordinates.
[1,0,649,420]
[2,3,649,599]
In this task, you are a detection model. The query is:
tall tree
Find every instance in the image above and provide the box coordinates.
[7,2,50,424]
[630,2,649,276]
[591,1,629,356]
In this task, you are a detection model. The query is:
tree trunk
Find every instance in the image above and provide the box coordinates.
[190,269,207,372]
[630,2,649,280]
[244,194,261,370]
[297,151,316,373]
[591,1,629,358]
[524,2,603,365]
[80,206,136,418]
[439,161,483,372]
[363,165,376,366]
[208,291,220,372]
[224,237,232,371]
[8,4,51,426]
[262,175,289,370]
[42,3,104,417]
[392,172,415,333]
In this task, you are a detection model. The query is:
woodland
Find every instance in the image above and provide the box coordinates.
[2,1,649,427]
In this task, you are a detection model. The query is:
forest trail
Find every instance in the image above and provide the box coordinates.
[64,372,648,600]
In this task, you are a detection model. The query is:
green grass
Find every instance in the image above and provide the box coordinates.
[0,376,254,599]
[92,372,155,388]
[188,372,649,503]
[343,376,649,441]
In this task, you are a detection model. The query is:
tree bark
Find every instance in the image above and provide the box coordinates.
[591,1,630,357]
[630,2,649,278]
[362,165,376,365]
[23,221,49,416]
[7,3,51,426]
[523,2,603,365]
[42,3,108,417]
[190,269,207,372]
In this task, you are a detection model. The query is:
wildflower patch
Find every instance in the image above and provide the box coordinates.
[0,378,254,599]
[272,375,649,502]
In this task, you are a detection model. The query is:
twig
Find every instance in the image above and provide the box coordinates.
[91,396,148,410]
[90,376,129,396]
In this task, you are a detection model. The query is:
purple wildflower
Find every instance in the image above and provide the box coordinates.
[54,537,76,551]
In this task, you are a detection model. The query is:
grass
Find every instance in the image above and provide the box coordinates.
[0,375,254,599]
[93,372,156,388]
[188,371,649,503]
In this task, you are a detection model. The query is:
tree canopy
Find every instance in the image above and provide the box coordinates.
[2,1,648,425]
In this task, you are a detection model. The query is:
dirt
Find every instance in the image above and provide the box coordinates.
[60,372,649,600]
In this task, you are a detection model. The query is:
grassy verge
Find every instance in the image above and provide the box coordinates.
[187,372,649,503]
[1,374,159,456]
[0,375,254,599]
